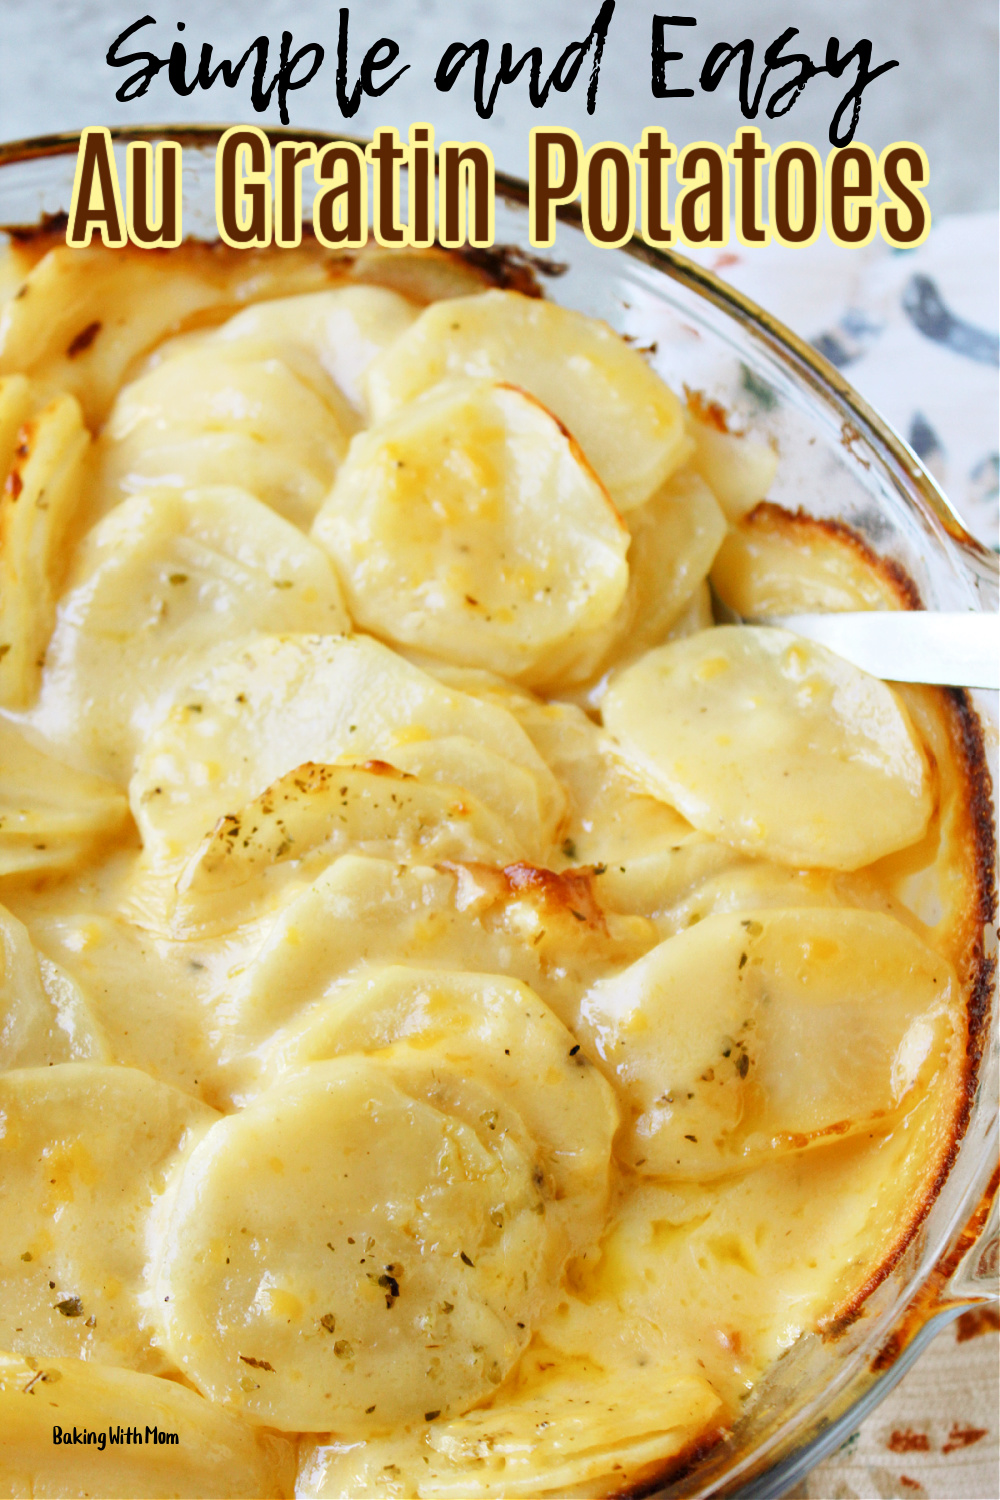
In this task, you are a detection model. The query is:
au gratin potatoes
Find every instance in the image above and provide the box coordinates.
[0,232,989,1499]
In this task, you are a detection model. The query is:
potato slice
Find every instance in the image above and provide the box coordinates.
[0,392,89,707]
[0,245,228,426]
[299,1364,721,1498]
[216,285,418,411]
[0,374,31,473]
[23,912,238,1102]
[1,904,105,1069]
[0,1351,295,1498]
[153,1056,558,1432]
[34,487,348,782]
[0,1064,217,1370]
[214,857,494,1066]
[365,290,690,511]
[97,340,355,530]
[258,966,617,1219]
[130,633,565,862]
[348,244,494,303]
[711,502,903,616]
[602,625,933,870]
[429,668,739,917]
[537,466,726,690]
[687,413,778,521]
[578,907,957,1177]
[171,760,525,936]
[313,379,629,681]
[212,855,646,1083]
[0,718,129,875]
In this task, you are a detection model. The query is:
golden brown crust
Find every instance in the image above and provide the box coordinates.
[617,1422,730,1499]
[742,501,925,611]
[455,243,567,298]
[685,386,731,433]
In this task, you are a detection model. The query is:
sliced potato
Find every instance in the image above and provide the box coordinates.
[365,290,690,511]
[385,734,557,860]
[0,245,227,426]
[0,718,130,876]
[711,502,903,616]
[171,760,525,936]
[348,244,494,303]
[0,904,105,1069]
[427,1366,720,1498]
[427,667,741,917]
[0,374,32,476]
[153,1056,558,1432]
[602,625,933,870]
[299,1364,721,1498]
[34,486,348,782]
[0,248,28,311]
[0,392,89,707]
[216,285,418,412]
[578,907,957,1177]
[687,413,777,521]
[313,379,629,681]
[23,911,242,1102]
[538,466,726,690]
[129,633,565,862]
[259,966,618,1221]
[97,340,356,530]
[218,857,482,1062]
[0,1064,217,1370]
[0,1350,295,1498]
[213,855,647,1079]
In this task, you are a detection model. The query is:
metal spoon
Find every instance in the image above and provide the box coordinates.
[708,585,999,690]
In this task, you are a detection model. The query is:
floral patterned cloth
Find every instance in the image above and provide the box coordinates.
[787,1309,1000,1500]
[685,213,1000,553]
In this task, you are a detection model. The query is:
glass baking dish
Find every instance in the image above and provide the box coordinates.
[0,126,996,1500]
